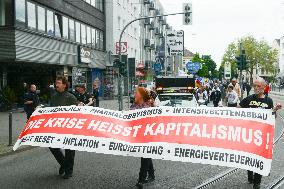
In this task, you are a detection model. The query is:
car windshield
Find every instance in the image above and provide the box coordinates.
[158,94,197,107]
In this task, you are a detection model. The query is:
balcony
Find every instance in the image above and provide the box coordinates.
[144,18,151,25]
[162,18,167,25]
[149,22,155,30]
[144,0,150,4]
[166,24,171,30]
[144,39,151,48]
[150,39,155,50]
[155,9,160,16]
[149,2,155,10]
[154,27,160,35]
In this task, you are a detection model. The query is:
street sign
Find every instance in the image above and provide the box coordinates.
[183,3,192,25]
[186,61,201,74]
[154,62,162,72]
[224,62,231,79]
[166,30,184,56]
[115,42,128,54]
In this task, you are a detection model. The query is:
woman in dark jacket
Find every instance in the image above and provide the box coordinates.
[130,87,155,189]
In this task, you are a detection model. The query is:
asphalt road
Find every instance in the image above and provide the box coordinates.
[0,98,283,189]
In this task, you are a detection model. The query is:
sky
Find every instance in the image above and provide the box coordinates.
[160,0,284,66]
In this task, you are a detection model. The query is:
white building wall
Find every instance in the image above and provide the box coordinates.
[279,36,284,73]
[105,0,141,61]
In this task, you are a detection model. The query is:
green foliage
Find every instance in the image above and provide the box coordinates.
[221,36,278,82]
[191,53,218,78]
[0,87,17,106]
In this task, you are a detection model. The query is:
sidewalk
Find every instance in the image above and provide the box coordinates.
[0,98,128,156]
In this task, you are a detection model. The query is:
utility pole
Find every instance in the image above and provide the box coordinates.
[117,11,192,111]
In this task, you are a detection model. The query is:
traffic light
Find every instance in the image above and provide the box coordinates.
[183,3,192,25]
[235,49,249,71]
[236,56,242,70]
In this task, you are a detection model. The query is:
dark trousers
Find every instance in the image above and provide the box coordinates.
[248,171,262,184]
[95,100,99,107]
[213,101,219,107]
[139,158,155,182]
[228,103,237,107]
[49,148,75,174]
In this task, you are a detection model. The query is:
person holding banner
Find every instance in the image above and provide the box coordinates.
[130,87,155,189]
[49,76,78,179]
[75,85,93,106]
[239,77,282,189]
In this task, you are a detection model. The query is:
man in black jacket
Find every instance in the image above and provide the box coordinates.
[239,77,281,189]
[24,84,39,120]
[49,76,78,179]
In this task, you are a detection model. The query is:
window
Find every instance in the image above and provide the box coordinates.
[96,29,99,48]
[62,16,69,39]
[69,19,75,41]
[55,13,61,37]
[90,0,96,6]
[27,1,36,29]
[86,0,91,4]
[81,24,86,44]
[15,0,26,26]
[86,26,91,45]
[92,28,96,47]
[99,31,104,50]
[75,22,81,43]
[37,6,46,32]
[46,10,54,36]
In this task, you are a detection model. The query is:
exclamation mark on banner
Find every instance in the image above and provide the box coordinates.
[266,133,270,150]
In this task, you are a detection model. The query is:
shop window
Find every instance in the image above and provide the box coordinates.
[46,10,54,36]
[86,26,91,45]
[27,1,36,29]
[15,0,25,27]
[62,16,69,39]
[69,19,75,41]
[75,21,81,43]
[91,28,96,47]
[55,13,62,37]
[81,24,86,44]
[37,6,46,32]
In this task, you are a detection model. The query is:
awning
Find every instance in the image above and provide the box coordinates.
[90,50,107,69]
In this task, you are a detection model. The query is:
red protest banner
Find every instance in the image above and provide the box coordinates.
[14,106,275,176]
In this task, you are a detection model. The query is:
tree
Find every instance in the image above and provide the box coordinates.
[221,36,278,84]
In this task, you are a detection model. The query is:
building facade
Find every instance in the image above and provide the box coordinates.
[279,36,284,73]
[140,0,170,80]
[0,0,106,102]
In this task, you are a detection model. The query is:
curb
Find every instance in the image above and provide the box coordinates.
[0,146,37,159]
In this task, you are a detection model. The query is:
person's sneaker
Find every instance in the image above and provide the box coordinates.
[62,173,73,179]
[147,175,155,183]
[253,183,260,189]
[135,182,143,189]
[59,166,64,176]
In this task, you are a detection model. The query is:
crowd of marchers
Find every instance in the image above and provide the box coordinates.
[20,76,281,189]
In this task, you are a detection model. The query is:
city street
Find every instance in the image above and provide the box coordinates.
[0,97,283,189]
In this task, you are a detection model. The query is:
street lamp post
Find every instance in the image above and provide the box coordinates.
[117,12,191,111]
